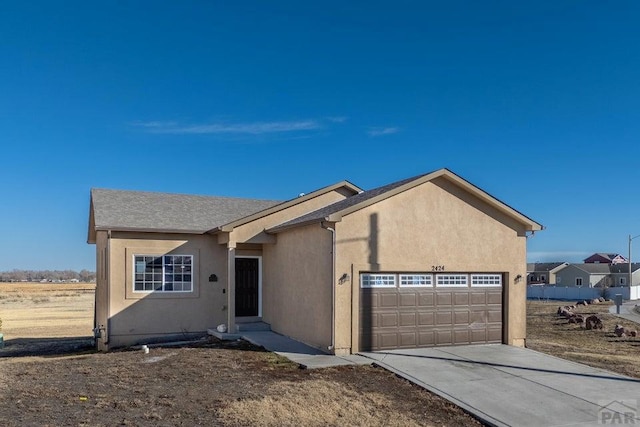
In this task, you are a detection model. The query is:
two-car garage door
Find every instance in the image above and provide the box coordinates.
[359,273,503,351]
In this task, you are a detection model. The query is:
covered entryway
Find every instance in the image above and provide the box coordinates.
[235,257,260,317]
[359,273,502,351]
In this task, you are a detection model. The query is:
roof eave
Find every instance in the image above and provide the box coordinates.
[206,180,362,234]
[94,226,207,235]
[267,217,331,234]
[315,168,544,232]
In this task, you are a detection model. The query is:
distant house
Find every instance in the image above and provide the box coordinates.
[526,262,568,285]
[583,253,627,265]
[554,263,640,288]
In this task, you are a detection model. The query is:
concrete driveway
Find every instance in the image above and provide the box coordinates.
[359,344,640,427]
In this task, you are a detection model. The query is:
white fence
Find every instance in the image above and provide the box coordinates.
[527,285,640,301]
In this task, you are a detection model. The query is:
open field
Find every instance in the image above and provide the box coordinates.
[0,282,95,339]
[526,300,640,378]
[0,283,481,426]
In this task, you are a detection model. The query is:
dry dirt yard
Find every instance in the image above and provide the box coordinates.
[0,283,481,426]
[526,299,640,378]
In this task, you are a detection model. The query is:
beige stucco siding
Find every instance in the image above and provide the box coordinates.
[229,188,353,244]
[333,177,528,353]
[262,224,333,351]
[105,232,227,348]
[94,230,109,351]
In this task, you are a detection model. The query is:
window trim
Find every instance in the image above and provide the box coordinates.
[360,273,396,288]
[576,277,583,287]
[435,274,469,288]
[133,254,194,293]
[399,274,434,287]
[470,274,502,287]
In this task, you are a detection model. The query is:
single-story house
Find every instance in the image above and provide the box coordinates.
[87,168,543,353]
[555,263,640,288]
[526,262,568,285]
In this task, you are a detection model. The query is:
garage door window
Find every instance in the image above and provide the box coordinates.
[361,274,396,288]
[399,274,433,287]
[471,274,502,287]
[436,274,468,287]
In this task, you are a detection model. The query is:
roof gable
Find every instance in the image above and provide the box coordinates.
[88,188,281,243]
[211,180,362,233]
[527,262,568,272]
[561,263,640,275]
[268,168,543,233]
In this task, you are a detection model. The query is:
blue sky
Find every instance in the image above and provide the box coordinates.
[1,2,639,271]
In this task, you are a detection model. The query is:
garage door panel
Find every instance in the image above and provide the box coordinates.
[436,292,452,306]
[418,331,435,346]
[436,330,453,345]
[470,292,487,305]
[436,311,452,325]
[400,312,417,326]
[487,291,502,304]
[454,310,470,325]
[380,313,398,327]
[379,293,398,308]
[360,273,503,351]
[418,312,435,326]
[454,293,469,305]
[487,327,502,342]
[454,329,470,344]
[471,328,487,342]
[399,332,416,347]
[379,333,398,349]
[418,292,435,307]
[487,309,502,323]
[399,293,417,307]
[469,310,487,324]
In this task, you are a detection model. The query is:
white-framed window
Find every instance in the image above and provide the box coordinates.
[470,274,502,287]
[576,277,583,287]
[540,274,546,282]
[360,274,396,288]
[436,274,468,287]
[134,255,193,292]
[399,274,433,287]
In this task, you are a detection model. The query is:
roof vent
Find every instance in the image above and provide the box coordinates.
[298,193,305,197]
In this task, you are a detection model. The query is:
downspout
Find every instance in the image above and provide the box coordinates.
[98,230,111,350]
[321,222,336,352]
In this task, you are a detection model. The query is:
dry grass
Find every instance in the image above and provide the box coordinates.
[218,379,428,427]
[526,300,640,378]
[0,282,94,339]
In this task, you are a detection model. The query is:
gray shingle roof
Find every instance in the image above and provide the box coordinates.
[269,173,430,231]
[609,263,640,274]
[269,168,542,233]
[572,263,617,274]
[91,188,281,235]
[527,262,567,272]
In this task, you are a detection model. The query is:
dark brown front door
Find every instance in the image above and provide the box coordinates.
[235,258,259,317]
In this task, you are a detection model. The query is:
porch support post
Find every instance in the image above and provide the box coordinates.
[227,242,236,334]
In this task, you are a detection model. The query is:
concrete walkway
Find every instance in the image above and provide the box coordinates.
[360,344,640,427]
[609,301,640,324]
[238,331,371,369]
